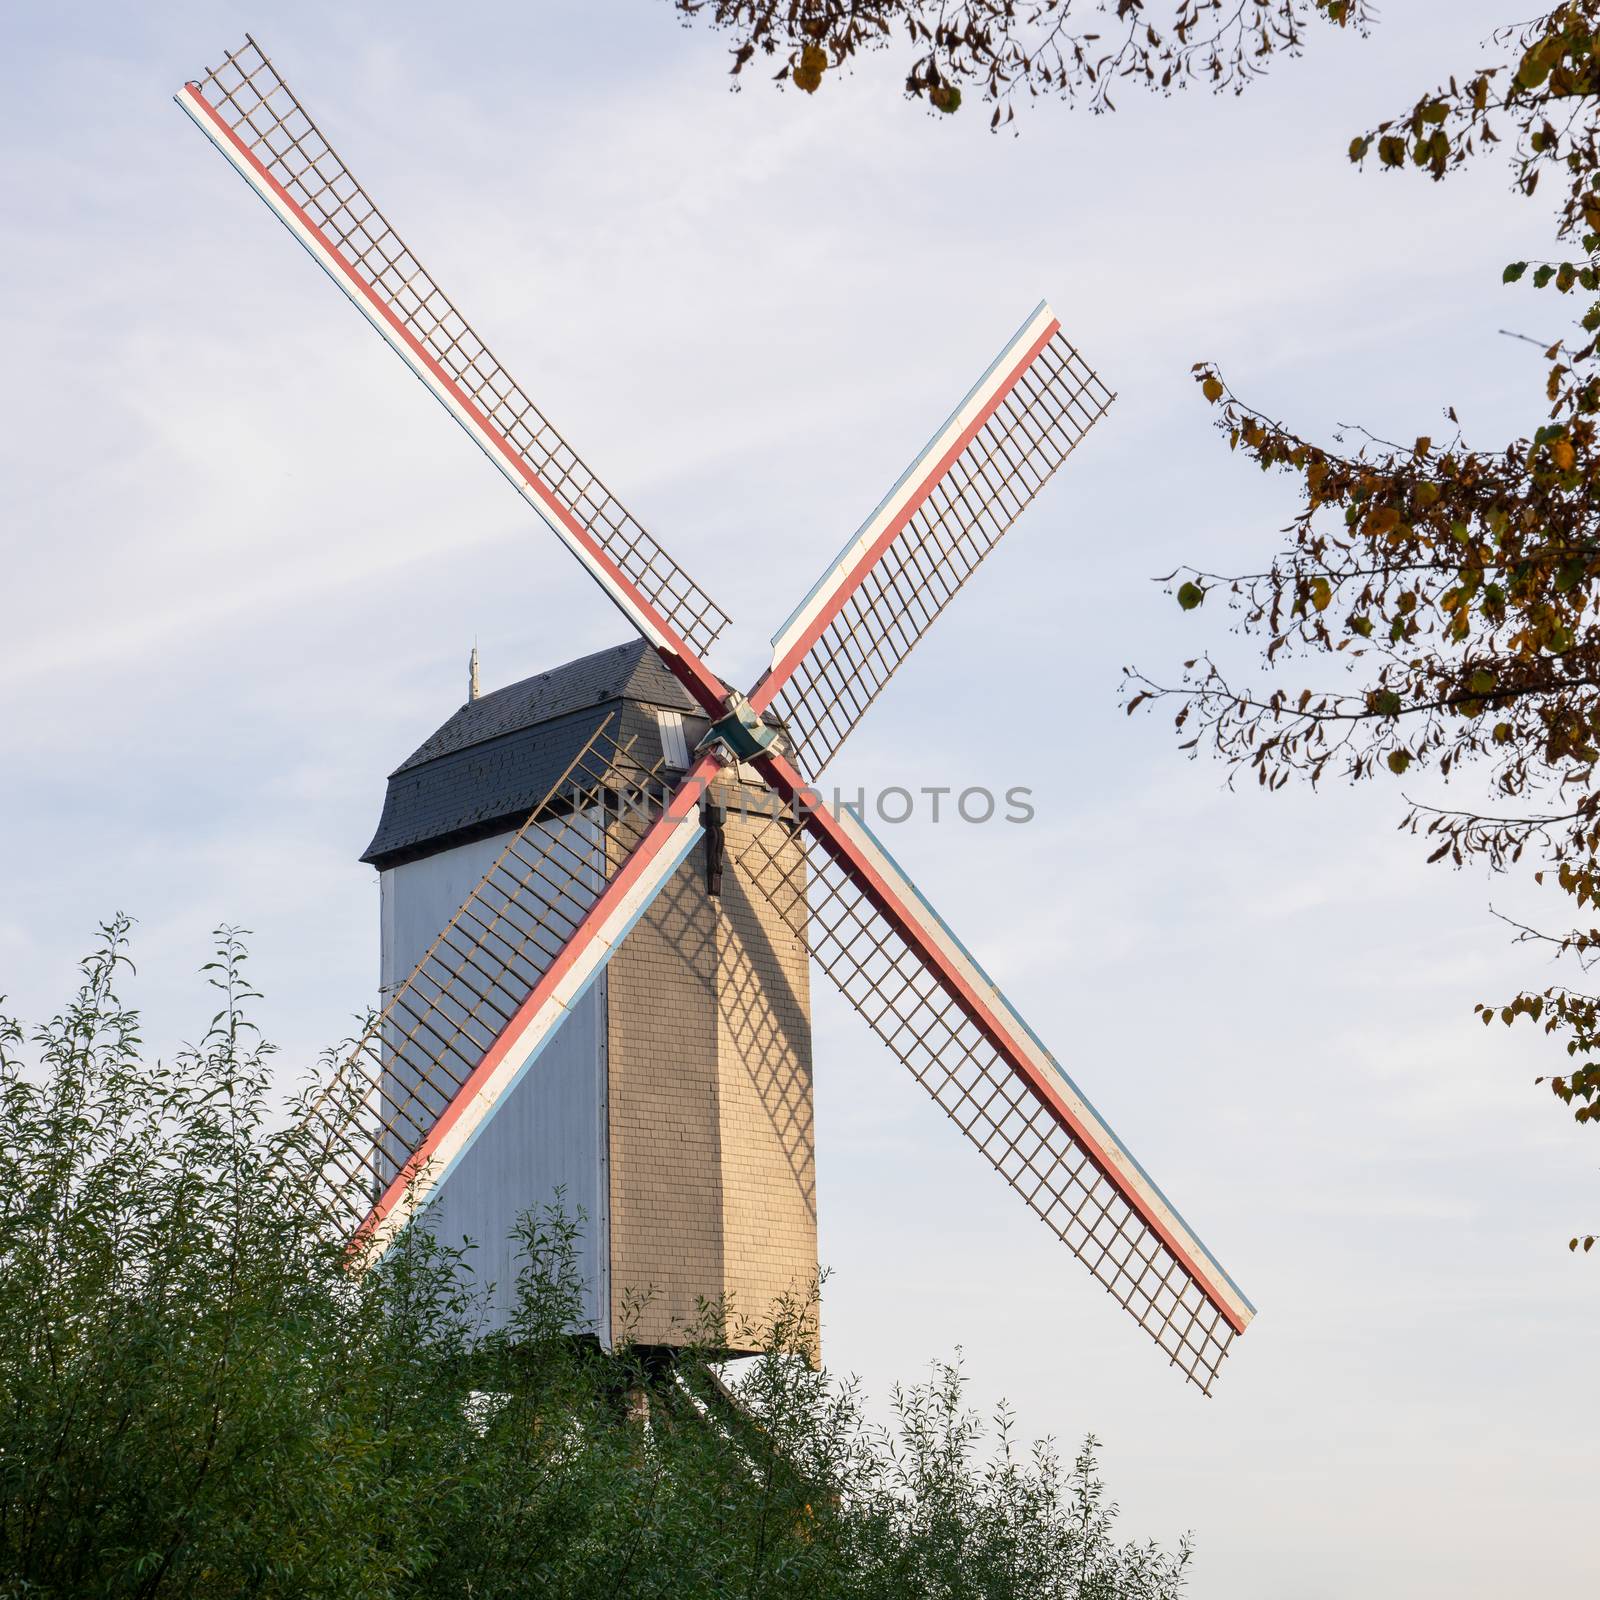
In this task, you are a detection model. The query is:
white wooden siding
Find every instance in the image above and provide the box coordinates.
[379,829,610,1342]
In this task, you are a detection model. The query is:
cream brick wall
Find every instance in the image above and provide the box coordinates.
[714,787,816,1342]
[606,772,817,1352]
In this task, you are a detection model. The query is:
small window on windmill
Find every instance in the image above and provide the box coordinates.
[654,709,690,770]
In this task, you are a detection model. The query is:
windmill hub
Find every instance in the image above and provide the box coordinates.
[700,691,788,766]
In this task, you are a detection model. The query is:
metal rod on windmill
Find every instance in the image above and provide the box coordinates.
[177,35,1255,1393]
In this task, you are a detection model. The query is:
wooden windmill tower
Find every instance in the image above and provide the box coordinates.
[361,640,816,1349]
[178,37,1255,1390]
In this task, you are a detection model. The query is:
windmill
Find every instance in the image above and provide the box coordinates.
[177,36,1255,1394]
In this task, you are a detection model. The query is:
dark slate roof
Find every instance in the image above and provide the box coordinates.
[393,639,697,775]
[362,641,708,870]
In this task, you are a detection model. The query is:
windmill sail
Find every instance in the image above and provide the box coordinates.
[743,753,1252,1395]
[176,37,732,684]
[302,718,714,1260]
[752,305,1112,775]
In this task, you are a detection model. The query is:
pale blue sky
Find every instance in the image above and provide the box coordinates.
[3,4,1597,1595]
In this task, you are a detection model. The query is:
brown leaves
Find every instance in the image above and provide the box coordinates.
[793,43,827,93]
[1168,313,1600,1198]
[1099,1,1600,1230]
[675,1,1378,124]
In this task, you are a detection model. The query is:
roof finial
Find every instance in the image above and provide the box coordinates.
[468,643,480,703]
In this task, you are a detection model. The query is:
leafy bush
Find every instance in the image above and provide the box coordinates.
[0,920,1193,1599]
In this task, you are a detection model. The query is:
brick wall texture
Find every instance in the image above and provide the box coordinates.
[605,770,817,1352]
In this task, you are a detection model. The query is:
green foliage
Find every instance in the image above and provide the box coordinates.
[672,1,1370,124]
[1124,3,1600,1247]
[0,921,1194,1598]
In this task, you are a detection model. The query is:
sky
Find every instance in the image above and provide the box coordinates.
[3,3,1598,1595]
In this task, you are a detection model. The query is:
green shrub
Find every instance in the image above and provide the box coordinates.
[0,920,1193,1599]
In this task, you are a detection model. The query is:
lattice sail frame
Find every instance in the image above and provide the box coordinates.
[753,305,1114,776]
[730,796,1245,1395]
[300,719,678,1247]
[179,36,731,662]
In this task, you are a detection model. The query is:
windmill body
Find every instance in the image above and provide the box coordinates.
[363,642,816,1349]
[179,35,1254,1395]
